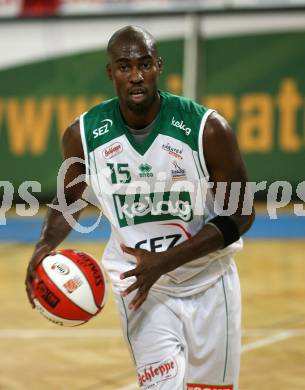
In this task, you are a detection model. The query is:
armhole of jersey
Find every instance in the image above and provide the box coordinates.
[198,108,215,180]
[79,112,90,185]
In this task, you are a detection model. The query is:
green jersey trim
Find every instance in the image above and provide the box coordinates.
[81,92,212,175]
[79,112,90,185]
[115,99,164,156]
[84,98,123,153]
[92,150,103,197]
[198,108,215,179]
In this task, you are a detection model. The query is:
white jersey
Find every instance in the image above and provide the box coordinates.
[80,91,242,297]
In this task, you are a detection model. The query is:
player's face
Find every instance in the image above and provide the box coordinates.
[107,38,162,112]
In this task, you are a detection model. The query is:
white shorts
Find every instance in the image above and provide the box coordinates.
[114,261,241,390]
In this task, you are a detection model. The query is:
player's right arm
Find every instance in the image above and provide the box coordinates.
[25,119,87,307]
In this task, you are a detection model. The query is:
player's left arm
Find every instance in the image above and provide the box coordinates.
[120,112,255,310]
[203,111,255,234]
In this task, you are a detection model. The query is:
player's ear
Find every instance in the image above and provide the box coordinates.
[106,63,113,80]
[157,57,163,74]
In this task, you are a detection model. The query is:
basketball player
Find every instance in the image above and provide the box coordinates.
[26,26,255,389]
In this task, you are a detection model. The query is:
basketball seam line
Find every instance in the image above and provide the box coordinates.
[39,258,93,320]
[62,252,102,313]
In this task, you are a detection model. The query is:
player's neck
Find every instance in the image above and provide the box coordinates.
[120,93,161,130]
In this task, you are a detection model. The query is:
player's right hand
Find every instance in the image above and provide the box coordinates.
[119,244,164,310]
[25,244,51,308]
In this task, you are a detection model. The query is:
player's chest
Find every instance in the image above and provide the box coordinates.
[92,134,197,187]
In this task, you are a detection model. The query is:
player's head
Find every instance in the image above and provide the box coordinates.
[106,26,163,113]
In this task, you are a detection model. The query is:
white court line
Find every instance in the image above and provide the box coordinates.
[242,328,305,336]
[242,330,297,350]
[241,330,296,353]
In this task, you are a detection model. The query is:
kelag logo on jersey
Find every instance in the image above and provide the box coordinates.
[113,191,193,227]
[171,116,192,135]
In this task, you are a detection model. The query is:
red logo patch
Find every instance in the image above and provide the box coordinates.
[187,385,233,390]
[137,358,177,387]
[103,142,122,159]
[63,277,82,293]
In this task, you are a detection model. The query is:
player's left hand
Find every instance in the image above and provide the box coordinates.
[120,244,164,311]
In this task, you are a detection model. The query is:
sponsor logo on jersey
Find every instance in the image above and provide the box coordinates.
[135,233,182,252]
[103,142,122,159]
[187,384,233,390]
[138,163,154,178]
[92,119,113,138]
[171,116,191,135]
[162,142,183,160]
[113,191,193,227]
[171,161,187,181]
[51,262,70,275]
[137,358,177,387]
[63,276,83,294]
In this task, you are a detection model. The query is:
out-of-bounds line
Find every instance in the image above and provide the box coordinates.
[241,330,296,353]
[115,329,304,390]
[242,328,305,336]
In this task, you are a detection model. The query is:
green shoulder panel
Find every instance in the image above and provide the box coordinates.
[159,91,209,151]
[83,97,122,153]
[82,92,210,154]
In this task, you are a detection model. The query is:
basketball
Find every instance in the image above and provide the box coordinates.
[31,249,108,326]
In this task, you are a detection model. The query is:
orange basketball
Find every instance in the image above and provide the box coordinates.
[31,249,108,326]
